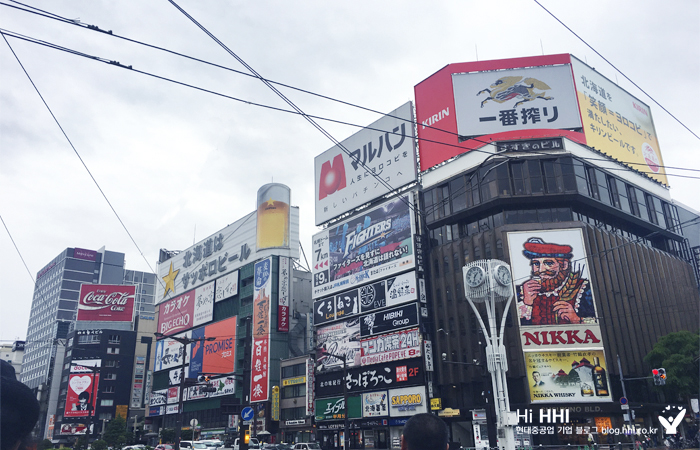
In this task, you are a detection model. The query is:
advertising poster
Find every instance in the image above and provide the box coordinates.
[64,359,100,418]
[362,391,389,417]
[314,101,417,225]
[251,258,272,402]
[524,349,612,403]
[315,358,424,397]
[193,281,215,327]
[315,396,362,421]
[388,386,427,417]
[360,303,419,338]
[188,327,205,378]
[312,193,416,299]
[360,327,421,366]
[154,332,191,372]
[316,318,361,372]
[77,284,136,322]
[278,256,290,332]
[150,389,167,406]
[570,56,667,185]
[314,271,419,326]
[157,291,195,336]
[305,357,315,416]
[452,64,581,138]
[185,374,236,401]
[202,316,237,374]
[215,270,239,302]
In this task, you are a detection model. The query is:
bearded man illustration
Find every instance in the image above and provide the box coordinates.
[517,237,596,325]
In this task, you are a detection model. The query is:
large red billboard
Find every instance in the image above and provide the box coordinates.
[157,291,195,336]
[189,316,238,376]
[414,54,584,172]
[77,284,135,322]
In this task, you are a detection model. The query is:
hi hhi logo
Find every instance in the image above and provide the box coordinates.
[658,406,685,434]
[518,408,570,424]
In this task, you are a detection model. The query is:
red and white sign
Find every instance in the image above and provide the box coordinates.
[360,328,421,366]
[157,291,195,336]
[64,360,100,418]
[278,257,290,332]
[77,284,135,322]
[251,335,270,402]
[251,258,272,402]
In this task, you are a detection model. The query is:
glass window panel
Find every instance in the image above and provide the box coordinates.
[510,162,527,195]
[450,177,467,212]
[537,209,553,223]
[521,210,538,223]
[528,160,544,194]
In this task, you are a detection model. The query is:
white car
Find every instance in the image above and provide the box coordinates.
[293,444,321,450]
[233,438,260,450]
[199,440,223,450]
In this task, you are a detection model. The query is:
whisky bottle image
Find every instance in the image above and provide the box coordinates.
[593,356,609,396]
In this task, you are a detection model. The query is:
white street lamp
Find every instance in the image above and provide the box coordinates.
[463,259,517,450]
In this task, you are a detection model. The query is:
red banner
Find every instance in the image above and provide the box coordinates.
[157,291,195,336]
[64,373,99,418]
[250,335,270,402]
[77,284,135,322]
[203,317,237,374]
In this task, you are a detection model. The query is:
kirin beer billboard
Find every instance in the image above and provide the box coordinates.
[77,284,135,322]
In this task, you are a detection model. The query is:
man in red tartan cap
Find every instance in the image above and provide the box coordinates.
[516,237,595,325]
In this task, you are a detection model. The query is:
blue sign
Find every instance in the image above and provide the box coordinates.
[241,406,254,421]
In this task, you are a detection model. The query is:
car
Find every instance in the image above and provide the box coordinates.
[123,446,146,450]
[155,445,174,450]
[180,443,208,450]
[199,440,223,450]
[233,438,260,450]
[292,444,321,450]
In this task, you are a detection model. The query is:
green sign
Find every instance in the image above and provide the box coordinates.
[315,396,361,421]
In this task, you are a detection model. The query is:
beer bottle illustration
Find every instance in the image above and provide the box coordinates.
[592,356,609,396]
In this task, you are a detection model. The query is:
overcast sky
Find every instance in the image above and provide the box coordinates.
[1,0,698,342]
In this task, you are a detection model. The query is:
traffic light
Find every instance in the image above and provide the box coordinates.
[244,429,250,445]
[658,368,666,385]
[652,368,660,385]
[197,374,211,382]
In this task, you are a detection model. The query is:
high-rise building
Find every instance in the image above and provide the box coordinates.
[21,246,156,440]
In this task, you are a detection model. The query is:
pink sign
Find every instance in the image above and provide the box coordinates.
[250,335,270,402]
[74,248,97,261]
[64,373,99,418]
[157,291,195,336]
[77,285,136,322]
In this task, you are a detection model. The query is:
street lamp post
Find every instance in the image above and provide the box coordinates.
[320,351,349,450]
[154,332,215,450]
[462,259,517,450]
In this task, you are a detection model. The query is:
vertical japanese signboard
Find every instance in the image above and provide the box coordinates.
[64,360,101,418]
[278,256,290,332]
[305,357,315,416]
[251,258,272,402]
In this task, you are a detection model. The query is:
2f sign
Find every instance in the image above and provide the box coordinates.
[318,154,346,200]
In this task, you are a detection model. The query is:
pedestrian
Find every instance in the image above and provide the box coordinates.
[401,413,449,450]
[1,360,41,450]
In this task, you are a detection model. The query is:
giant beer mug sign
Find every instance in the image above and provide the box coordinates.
[256,183,290,250]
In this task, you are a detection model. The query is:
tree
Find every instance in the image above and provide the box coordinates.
[92,440,108,450]
[160,428,176,444]
[103,415,130,449]
[74,435,89,450]
[37,439,53,450]
[181,429,193,440]
[644,330,699,400]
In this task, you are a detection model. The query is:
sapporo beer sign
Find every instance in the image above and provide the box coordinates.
[312,193,416,299]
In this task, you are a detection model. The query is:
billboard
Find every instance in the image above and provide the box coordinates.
[251,258,272,402]
[64,359,100,418]
[316,318,361,372]
[315,396,362,421]
[315,101,417,225]
[315,357,424,397]
[188,316,238,377]
[570,56,667,184]
[388,385,428,417]
[76,284,135,322]
[156,206,300,304]
[313,271,419,326]
[362,391,389,417]
[185,374,236,400]
[311,193,416,299]
[278,256,290,332]
[154,332,191,372]
[157,291,195,336]
[359,303,419,338]
[215,270,238,302]
[415,54,667,184]
[524,349,612,403]
[507,228,611,403]
[452,64,581,138]
[360,327,421,366]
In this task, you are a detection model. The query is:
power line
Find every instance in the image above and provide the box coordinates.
[0,213,35,285]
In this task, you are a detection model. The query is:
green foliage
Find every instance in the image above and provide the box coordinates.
[644,330,700,399]
[103,416,130,449]
[181,430,193,440]
[160,428,176,444]
[38,439,53,450]
[74,436,88,450]
[91,440,108,450]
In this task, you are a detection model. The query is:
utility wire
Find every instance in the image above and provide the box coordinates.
[533,0,699,140]
[0,214,35,284]
[3,0,698,178]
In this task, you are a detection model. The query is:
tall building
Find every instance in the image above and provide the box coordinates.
[22,246,156,440]
[414,54,700,447]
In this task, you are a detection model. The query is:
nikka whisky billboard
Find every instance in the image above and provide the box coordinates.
[506,228,612,403]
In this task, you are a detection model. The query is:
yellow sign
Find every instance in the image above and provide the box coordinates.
[272,385,280,421]
[438,408,461,417]
[595,417,612,431]
[430,398,442,410]
[116,405,128,419]
[282,376,306,386]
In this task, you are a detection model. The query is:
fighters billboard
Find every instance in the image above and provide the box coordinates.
[77,284,135,322]
[315,101,417,225]
[311,193,416,299]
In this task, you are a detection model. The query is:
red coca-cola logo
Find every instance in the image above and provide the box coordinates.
[80,291,131,310]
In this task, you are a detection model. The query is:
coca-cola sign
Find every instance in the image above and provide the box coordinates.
[77,284,135,322]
